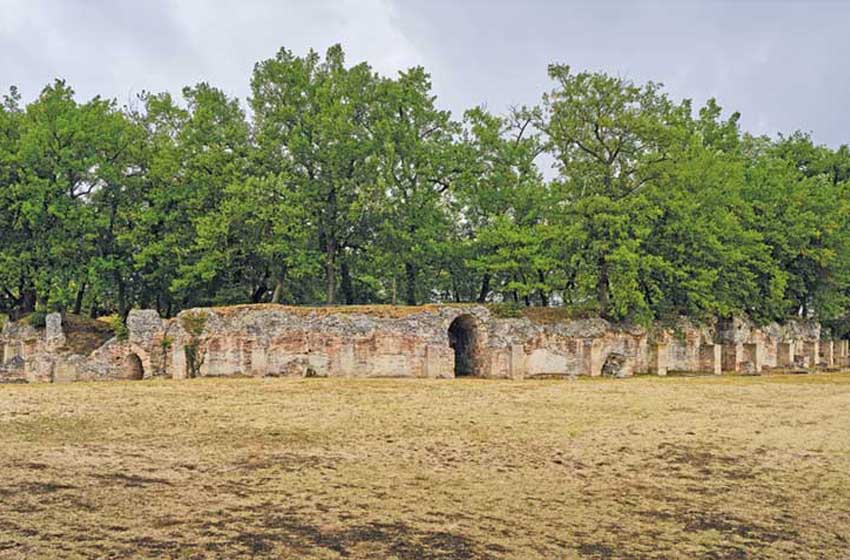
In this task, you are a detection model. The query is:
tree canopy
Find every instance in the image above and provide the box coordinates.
[2,46,849,335]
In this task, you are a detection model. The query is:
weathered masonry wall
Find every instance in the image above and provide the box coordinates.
[0,305,846,383]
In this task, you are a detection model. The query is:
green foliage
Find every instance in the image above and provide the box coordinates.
[180,312,208,379]
[1,47,849,329]
[184,343,203,379]
[180,312,208,338]
[28,312,47,329]
[488,303,525,319]
[109,315,129,341]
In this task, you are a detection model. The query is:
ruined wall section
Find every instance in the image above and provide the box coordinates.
[0,305,842,383]
[481,317,648,378]
[157,305,483,380]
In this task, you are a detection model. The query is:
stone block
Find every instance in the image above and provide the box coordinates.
[127,309,163,347]
[651,343,669,376]
[53,361,77,383]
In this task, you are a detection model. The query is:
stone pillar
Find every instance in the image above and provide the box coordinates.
[171,346,187,379]
[699,344,722,375]
[45,312,66,350]
[425,344,451,378]
[776,342,794,368]
[334,343,354,377]
[652,343,669,376]
[803,341,819,369]
[840,341,850,367]
[824,340,835,367]
[509,344,527,380]
[589,339,606,377]
[7,342,21,361]
[742,342,762,373]
[721,343,742,373]
[251,344,268,377]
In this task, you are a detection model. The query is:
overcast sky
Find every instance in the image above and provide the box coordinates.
[2,0,848,146]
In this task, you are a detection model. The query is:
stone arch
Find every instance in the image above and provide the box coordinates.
[448,314,481,377]
[124,353,144,380]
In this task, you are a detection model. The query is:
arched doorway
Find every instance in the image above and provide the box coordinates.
[124,353,144,380]
[448,315,479,377]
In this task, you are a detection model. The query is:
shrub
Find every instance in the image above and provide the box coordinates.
[488,303,525,319]
[180,312,208,337]
[109,315,129,341]
[28,312,47,329]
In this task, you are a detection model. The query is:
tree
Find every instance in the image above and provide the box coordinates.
[458,106,553,305]
[371,67,461,305]
[540,65,689,319]
[130,84,251,312]
[251,45,381,304]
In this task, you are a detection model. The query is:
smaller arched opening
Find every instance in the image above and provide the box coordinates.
[124,353,144,380]
[448,315,480,377]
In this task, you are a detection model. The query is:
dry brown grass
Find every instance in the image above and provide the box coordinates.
[1,374,850,559]
[61,314,115,355]
[207,303,476,319]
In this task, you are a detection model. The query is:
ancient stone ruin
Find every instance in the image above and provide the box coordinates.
[0,304,846,383]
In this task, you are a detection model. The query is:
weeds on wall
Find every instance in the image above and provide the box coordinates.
[180,312,208,378]
[109,315,129,341]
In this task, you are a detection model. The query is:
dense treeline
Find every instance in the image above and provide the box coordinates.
[2,45,850,332]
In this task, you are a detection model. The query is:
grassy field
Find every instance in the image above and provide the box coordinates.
[1,374,849,559]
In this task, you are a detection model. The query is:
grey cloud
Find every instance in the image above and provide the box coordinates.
[1,0,847,146]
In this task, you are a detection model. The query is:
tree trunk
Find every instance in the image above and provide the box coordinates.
[537,270,549,307]
[72,282,87,315]
[404,262,417,305]
[115,271,127,320]
[391,276,397,305]
[597,258,609,317]
[20,288,36,315]
[271,276,285,304]
[325,238,337,305]
[251,282,267,303]
[340,261,354,304]
[476,273,490,303]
